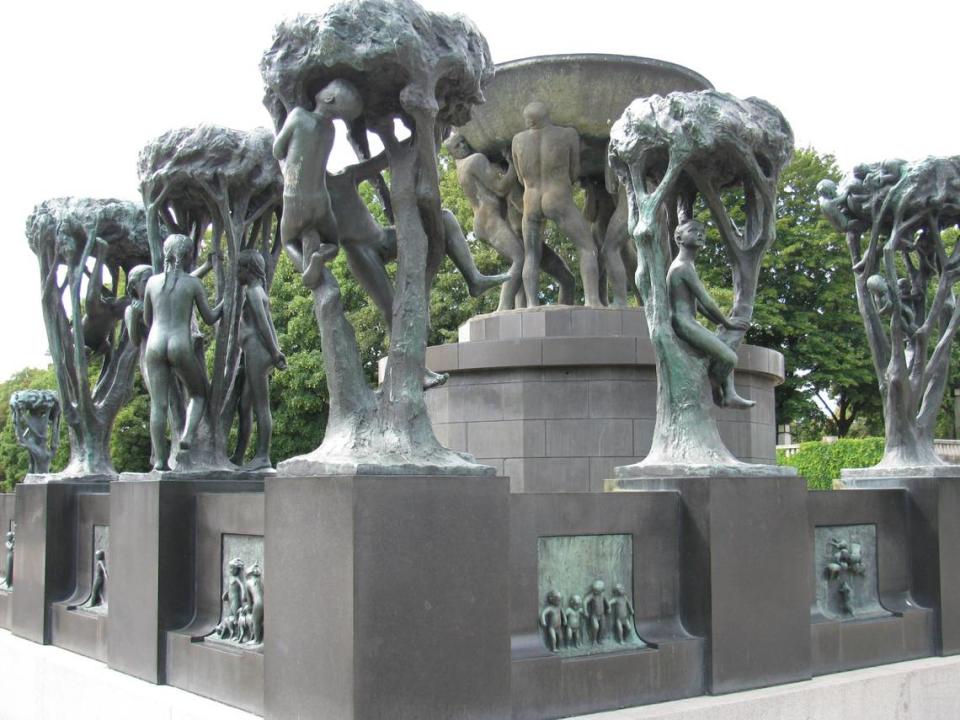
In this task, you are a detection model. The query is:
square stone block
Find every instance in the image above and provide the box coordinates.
[504,458,590,493]
[546,419,634,457]
[467,420,546,459]
[264,475,511,720]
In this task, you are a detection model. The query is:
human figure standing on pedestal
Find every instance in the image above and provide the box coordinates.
[143,234,223,470]
[511,101,602,307]
[273,79,363,288]
[667,221,753,409]
[84,549,107,609]
[231,250,286,469]
[2,530,13,590]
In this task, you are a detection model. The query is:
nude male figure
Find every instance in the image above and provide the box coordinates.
[667,220,753,409]
[511,101,602,307]
[143,234,223,470]
[273,79,364,288]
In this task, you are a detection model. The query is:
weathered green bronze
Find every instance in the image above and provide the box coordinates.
[261,0,496,475]
[9,390,61,475]
[608,91,795,475]
[1,530,13,590]
[537,534,646,656]
[211,535,265,647]
[814,525,887,620]
[138,126,284,472]
[819,157,960,471]
[26,199,152,478]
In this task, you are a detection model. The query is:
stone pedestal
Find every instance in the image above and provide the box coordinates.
[611,474,811,694]
[11,482,104,644]
[842,469,960,656]
[108,477,263,683]
[408,307,784,492]
[264,475,511,720]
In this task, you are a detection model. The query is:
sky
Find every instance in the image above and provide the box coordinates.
[0,0,957,380]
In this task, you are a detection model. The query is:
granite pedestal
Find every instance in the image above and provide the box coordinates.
[842,469,960,656]
[11,482,107,645]
[50,491,110,661]
[410,307,784,492]
[108,477,263,684]
[265,474,511,720]
[610,474,811,694]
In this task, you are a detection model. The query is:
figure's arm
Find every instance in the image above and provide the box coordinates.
[85,239,108,308]
[511,142,524,187]
[143,287,154,329]
[627,600,634,617]
[481,156,518,197]
[191,252,218,279]
[247,288,285,367]
[125,305,143,347]
[194,281,223,325]
[603,598,610,614]
[687,272,746,330]
[272,117,295,162]
[538,608,547,628]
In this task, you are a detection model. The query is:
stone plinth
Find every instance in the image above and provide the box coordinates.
[265,475,511,720]
[610,473,812,694]
[108,477,263,684]
[403,307,784,492]
[842,471,960,656]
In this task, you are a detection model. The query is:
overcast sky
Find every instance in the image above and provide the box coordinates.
[1,0,957,380]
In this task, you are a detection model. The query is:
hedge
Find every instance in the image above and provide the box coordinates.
[777,437,885,490]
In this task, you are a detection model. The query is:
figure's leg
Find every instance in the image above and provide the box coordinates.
[302,212,341,289]
[441,210,509,298]
[540,244,576,305]
[279,206,307,272]
[145,353,172,471]
[521,211,545,307]
[675,325,755,409]
[603,235,629,307]
[344,245,395,334]
[247,358,274,469]
[554,204,602,307]
[170,341,210,450]
[481,217,524,312]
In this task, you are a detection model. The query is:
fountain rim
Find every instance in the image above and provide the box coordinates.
[491,53,714,92]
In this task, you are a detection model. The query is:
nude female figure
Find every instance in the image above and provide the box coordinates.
[143,234,223,470]
[231,250,286,469]
[667,221,753,409]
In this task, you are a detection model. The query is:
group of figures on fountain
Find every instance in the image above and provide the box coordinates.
[14,0,959,493]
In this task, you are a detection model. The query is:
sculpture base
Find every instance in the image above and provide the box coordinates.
[121,468,273,482]
[108,477,264,684]
[842,464,960,480]
[276,447,496,477]
[23,472,114,485]
[607,473,811,694]
[614,461,797,480]
[265,474,511,720]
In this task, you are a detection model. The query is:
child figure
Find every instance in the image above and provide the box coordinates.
[585,580,609,645]
[563,594,586,648]
[609,583,635,644]
[539,589,564,653]
[272,79,363,289]
[231,250,286,469]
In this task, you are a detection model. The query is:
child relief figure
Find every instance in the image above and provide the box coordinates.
[539,589,564,653]
[585,579,609,645]
[564,595,586,648]
[609,583,635,644]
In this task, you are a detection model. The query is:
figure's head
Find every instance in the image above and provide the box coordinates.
[443,131,472,160]
[314,79,363,122]
[569,594,582,609]
[816,179,838,201]
[246,563,262,578]
[590,579,605,595]
[612,583,625,597]
[6,532,13,542]
[127,264,154,299]
[522,101,549,129]
[95,549,105,562]
[228,558,244,576]
[675,220,706,249]
[852,163,870,180]
[162,234,193,272]
[237,249,266,286]
[546,589,561,606]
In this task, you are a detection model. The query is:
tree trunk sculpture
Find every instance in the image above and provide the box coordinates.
[609,91,794,475]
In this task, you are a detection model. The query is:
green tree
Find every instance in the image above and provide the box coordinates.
[697,149,880,439]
